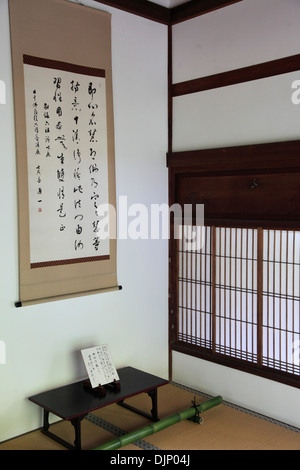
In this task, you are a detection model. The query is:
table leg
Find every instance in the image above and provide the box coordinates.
[41,408,87,450]
[147,388,158,421]
[43,409,50,432]
[117,388,159,422]
[70,415,86,450]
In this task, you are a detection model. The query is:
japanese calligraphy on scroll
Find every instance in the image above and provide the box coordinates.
[23,56,109,267]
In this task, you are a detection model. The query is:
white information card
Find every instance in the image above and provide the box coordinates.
[81,344,119,388]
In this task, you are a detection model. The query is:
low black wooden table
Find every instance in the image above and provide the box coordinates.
[28,366,168,450]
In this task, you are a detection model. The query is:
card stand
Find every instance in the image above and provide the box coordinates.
[106,379,121,392]
[83,380,106,396]
[83,379,121,397]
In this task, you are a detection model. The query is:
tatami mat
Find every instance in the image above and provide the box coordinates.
[0,383,299,450]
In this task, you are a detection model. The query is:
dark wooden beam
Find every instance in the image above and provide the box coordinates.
[93,0,170,24]
[166,139,300,170]
[92,0,243,25]
[172,53,300,96]
[168,25,173,153]
[170,0,244,25]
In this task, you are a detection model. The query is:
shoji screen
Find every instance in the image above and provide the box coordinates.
[177,225,300,380]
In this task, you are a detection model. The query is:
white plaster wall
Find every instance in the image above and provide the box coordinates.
[172,0,300,428]
[152,0,187,7]
[172,352,300,428]
[173,0,300,83]
[0,0,168,442]
[173,70,300,151]
[172,0,300,152]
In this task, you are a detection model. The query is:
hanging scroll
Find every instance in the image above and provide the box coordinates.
[9,0,118,305]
